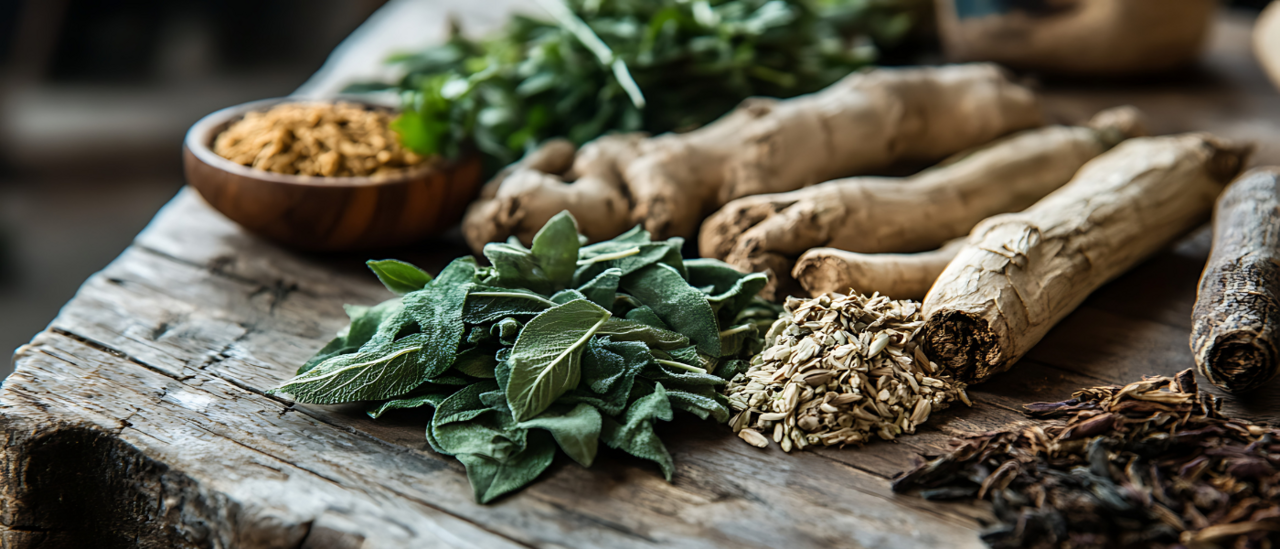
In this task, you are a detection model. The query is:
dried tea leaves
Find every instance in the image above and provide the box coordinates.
[893,370,1280,549]
[724,292,970,452]
[214,101,427,177]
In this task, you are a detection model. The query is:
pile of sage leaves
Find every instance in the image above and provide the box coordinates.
[270,212,778,503]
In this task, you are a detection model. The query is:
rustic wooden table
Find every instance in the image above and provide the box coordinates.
[6,7,1280,549]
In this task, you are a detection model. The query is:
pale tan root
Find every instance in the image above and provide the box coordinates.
[794,239,966,300]
[463,135,642,247]
[704,106,1145,300]
[462,63,1043,252]
[922,134,1250,384]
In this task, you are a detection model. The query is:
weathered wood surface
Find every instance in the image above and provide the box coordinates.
[7,8,1280,549]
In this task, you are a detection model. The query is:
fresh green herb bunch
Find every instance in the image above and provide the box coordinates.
[351,0,928,166]
[270,212,780,503]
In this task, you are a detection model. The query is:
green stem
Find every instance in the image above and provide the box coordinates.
[577,246,641,265]
[719,324,755,337]
[469,291,557,307]
[533,0,647,109]
[655,358,705,373]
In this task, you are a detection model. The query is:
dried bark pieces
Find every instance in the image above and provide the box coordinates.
[1191,167,1280,393]
[893,370,1280,549]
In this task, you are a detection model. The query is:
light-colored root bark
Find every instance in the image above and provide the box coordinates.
[794,239,966,301]
[704,106,1145,300]
[463,63,1044,253]
[922,133,1250,384]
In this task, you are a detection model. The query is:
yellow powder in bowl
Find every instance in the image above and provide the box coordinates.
[213,102,428,177]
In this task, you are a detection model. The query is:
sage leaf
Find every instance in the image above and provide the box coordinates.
[453,347,498,379]
[719,323,759,358]
[560,336,648,416]
[506,299,612,421]
[433,256,480,287]
[464,285,555,324]
[684,258,749,296]
[666,386,731,423]
[367,391,452,419]
[577,268,621,308]
[642,361,726,388]
[466,325,494,345]
[596,318,688,350]
[367,259,434,295]
[272,333,434,404]
[483,242,554,295]
[574,240,687,285]
[518,403,601,467]
[621,263,721,357]
[622,305,670,330]
[716,358,750,382]
[551,289,588,305]
[434,410,526,460]
[300,297,403,374]
[400,283,471,381]
[491,317,522,346]
[601,383,674,480]
[709,273,770,328]
[458,431,556,504]
[531,210,580,290]
[430,381,504,453]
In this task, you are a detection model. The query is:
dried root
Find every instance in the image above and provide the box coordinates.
[462,63,1043,252]
[1191,167,1280,393]
[793,239,966,301]
[923,134,1250,384]
[702,106,1145,299]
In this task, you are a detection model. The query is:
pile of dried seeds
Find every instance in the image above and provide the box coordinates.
[725,292,970,452]
[893,370,1280,549]
[214,102,427,177]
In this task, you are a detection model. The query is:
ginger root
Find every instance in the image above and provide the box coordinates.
[793,238,966,301]
[703,107,1145,299]
[462,63,1043,252]
[1191,167,1280,393]
[923,134,1250,384]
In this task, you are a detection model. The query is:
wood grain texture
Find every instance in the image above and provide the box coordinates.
[1191,167,1280,393]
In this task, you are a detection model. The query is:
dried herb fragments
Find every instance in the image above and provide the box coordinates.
[724,291,970,451]
[893,370,1280,549]
[214,102,427,177]
[271,211,779,503]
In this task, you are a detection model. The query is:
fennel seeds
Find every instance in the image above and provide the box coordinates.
[725,292,970,451]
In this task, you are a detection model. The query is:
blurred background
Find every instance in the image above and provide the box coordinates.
[0,0,392,371]
[0,0,1273,378]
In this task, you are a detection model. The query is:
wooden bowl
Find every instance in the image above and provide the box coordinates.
[183,98,483,251]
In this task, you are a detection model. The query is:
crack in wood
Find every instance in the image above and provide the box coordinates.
[49,328,193,382]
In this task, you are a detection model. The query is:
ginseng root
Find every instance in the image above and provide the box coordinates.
[702,107,1145,299]
[923,134,1250,384]
[462,63,1043,252]
[1191,167,1280,393]
[793,239,966,300]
